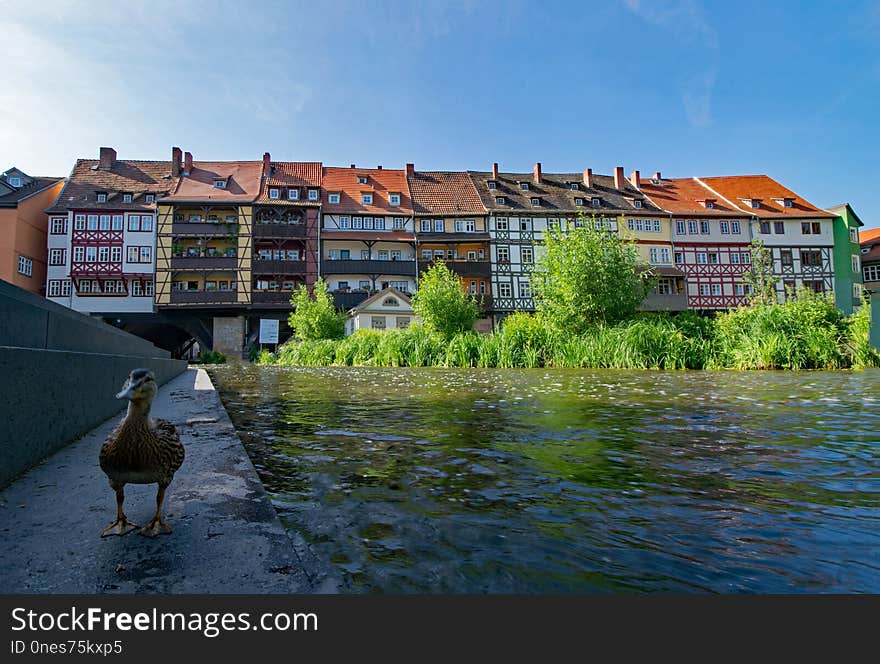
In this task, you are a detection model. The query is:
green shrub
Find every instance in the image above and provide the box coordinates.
[197,350,227,364]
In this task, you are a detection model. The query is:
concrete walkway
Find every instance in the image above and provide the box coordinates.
[0,368,338,593]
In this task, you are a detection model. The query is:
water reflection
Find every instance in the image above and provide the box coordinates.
[210,366,880,593]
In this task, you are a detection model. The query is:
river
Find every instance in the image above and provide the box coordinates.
[209,365,880,593]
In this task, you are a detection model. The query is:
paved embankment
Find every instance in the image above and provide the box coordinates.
[0,368,339,593]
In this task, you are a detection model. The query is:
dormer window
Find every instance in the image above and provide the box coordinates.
[487,180,497,189]
[591,197,601,208]
[530,197,541,206]
[389,193,401,206]
[308,189,318,201]
[634,199,643,209]
[706,201,715,209]
[751,200,761,209]
[495,196,506,205]
[328,193,341,204]
[575,197,585,206]
[145,194,155,204]
[123,194,132,203]
[783,198,794,208]
[357,176,368,185]
[96,192,107,203]
[213,179,227,189]
[362,193,373,205]
[269,188,279,199]
[288,189,299,200]
[519,182,529,191]
[570,183,579,191]
[9,176,21,187]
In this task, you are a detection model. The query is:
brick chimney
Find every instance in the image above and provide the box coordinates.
[99,147,116,170]
[534,162,542,184]
[350,164,356,169]
[262,152,271,175]
[492,163,499,179]
[630,170,641,189]
[406,163,414,176]
[184,151,193,175]
[377,165,382,170]
[614,166,625,190]
[583,168,592,188]
[171,147,182,177]
[653,171,662,181]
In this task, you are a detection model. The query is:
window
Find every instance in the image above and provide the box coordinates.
[362,193,373,205]
[735,284,745,296]
[801,222,822,235]
[128,215,140,231]
[18,256,33,277]
[467,250,477,261]
[700,221,710,234]
[123,194,132,203]
[852,255,860,273]
[674,252,683,264]
[760,221,771,234]
[364,217,374,230]
[803,279,825,294]
[433,249,444,259]
[74,214,86,230]
[421,249,432,260]
[519,280,532,298]
[328,193,340,204]
[140,215,153,232]
[591,198,601,208]
[389,193,400,206]
[720,221,730,234]
[377,249,388,260]
[382,297,399,307]
[455,219,476,232]
[434,219,444,233]
[741,252,751,264]
[731,253,741,264]
[140,246,152,262]
[487,181,497,189]
[774,221,785,234]
[751,199,761,209]
[98,246,109,262]
[396,317,410,329]
[531,197,540,206]
[86,214,98,230]
[145,194,155,204]
[389,280,410,293]
[99,215,111,231]
[731,221,741,234]
[446,249,455,260]
[79,280,91,294]
[783,198,793,208]
[61,280,71,296]
[288,189,300,201]
[357,280,370,291]
[111,247,122,263]
[676,220,686,235]
[86,247,97,262]
[213,179,226,189]
[308,189,318,201]
[73,247,84,262]
[864,265,880,282]
[131,280,142,296]
[420,219,432,232]
[519,182,529,191]
[352,217,363,229]
[339,216,351,229]
[97,193,107,203]
[128,247,139,262]
[496,218,508,230]
[659,247,671,263]
[499,282,512,298]
[570,183,579,191]
[48,280,61,297]
[708,253,719,264]
[521,247,533,263]
[112,214,123,230]
[634,200,643,209]
[800,249,822,267]
[699,284,710,296]
[51,218,67,234]
[393,218,405,230]
[357,176,368,185]
[575,198,585,206]
[705,201,715,210]
[688,220,698,234]
[269,188,279,199]
[496,196,506,205]
[520,218,531,231]
[49,249,65,266]
[780,250,793,266]
[697,253,707,264]
[497,247,510,262]
[9,176,21,187]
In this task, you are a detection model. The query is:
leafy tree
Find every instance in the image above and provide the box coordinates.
[288,278,345,341]
[532,214,651,332]
[743,238,779,306]
[411,261,480,339]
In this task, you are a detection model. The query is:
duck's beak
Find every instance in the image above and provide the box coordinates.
[116,381,136,400]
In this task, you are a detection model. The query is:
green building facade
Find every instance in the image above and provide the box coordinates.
[828,203,864,315]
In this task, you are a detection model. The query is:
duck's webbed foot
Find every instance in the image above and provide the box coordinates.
[139,516,172,537]
[101,516,139,537]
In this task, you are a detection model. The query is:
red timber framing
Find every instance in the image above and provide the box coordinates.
[676,242,752,310]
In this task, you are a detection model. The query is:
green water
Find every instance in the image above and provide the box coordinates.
[210,365,880,593]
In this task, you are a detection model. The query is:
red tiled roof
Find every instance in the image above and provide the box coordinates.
[696,175,830,218]
[164,161,263,202]
[47,159,174,213]
[638,177,748,216]
[322,166,413,214]
[257,161,322,204]
[859,227,880,245]
[407,171,486,215]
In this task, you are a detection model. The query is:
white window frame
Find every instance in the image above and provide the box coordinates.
[269,188,280,199]
[361,193,373,205]
[389,193,400,206]
[308,189,319,201]
[328,193,340,204]
[18,255,33,276]
[96,193,107,203]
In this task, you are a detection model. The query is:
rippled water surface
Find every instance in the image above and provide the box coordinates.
[209,366,880,593]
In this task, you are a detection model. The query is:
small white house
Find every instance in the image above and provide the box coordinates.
[345,287,418,335]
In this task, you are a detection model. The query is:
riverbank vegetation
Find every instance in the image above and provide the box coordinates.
[261,222,878,371]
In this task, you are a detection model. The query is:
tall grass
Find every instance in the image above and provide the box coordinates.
[263,293,878,371]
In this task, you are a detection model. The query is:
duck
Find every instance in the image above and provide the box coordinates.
[99,369,185,537]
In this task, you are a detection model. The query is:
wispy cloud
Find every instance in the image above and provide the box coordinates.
[622,0,719,127]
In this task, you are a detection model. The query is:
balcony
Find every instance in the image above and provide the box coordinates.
[168,290,238,305]
[252,259,306,274]
[332,290,371,310]
[252,291,295,306]
[321,259,417,276]
[171,222,236,236]
[170,256,237,270]
[640,292,688,312]
[419,259,491,278]
[253,223,308,239]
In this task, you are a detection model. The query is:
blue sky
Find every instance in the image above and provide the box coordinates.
[2,0,878,228]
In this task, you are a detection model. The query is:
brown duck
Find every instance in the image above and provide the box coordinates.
[99,369,185,537]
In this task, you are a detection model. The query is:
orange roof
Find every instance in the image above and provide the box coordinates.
[696,175,830,218]
[164,161,263,202]
[407,171,486,215]
[638,177,748,216]
[859,227,880,245]
[322,166,413,215]
[257,161,322,204]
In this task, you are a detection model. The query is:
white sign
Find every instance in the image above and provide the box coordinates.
[259,319,279,344]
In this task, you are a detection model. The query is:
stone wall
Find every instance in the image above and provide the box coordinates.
[212,316,244,357]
